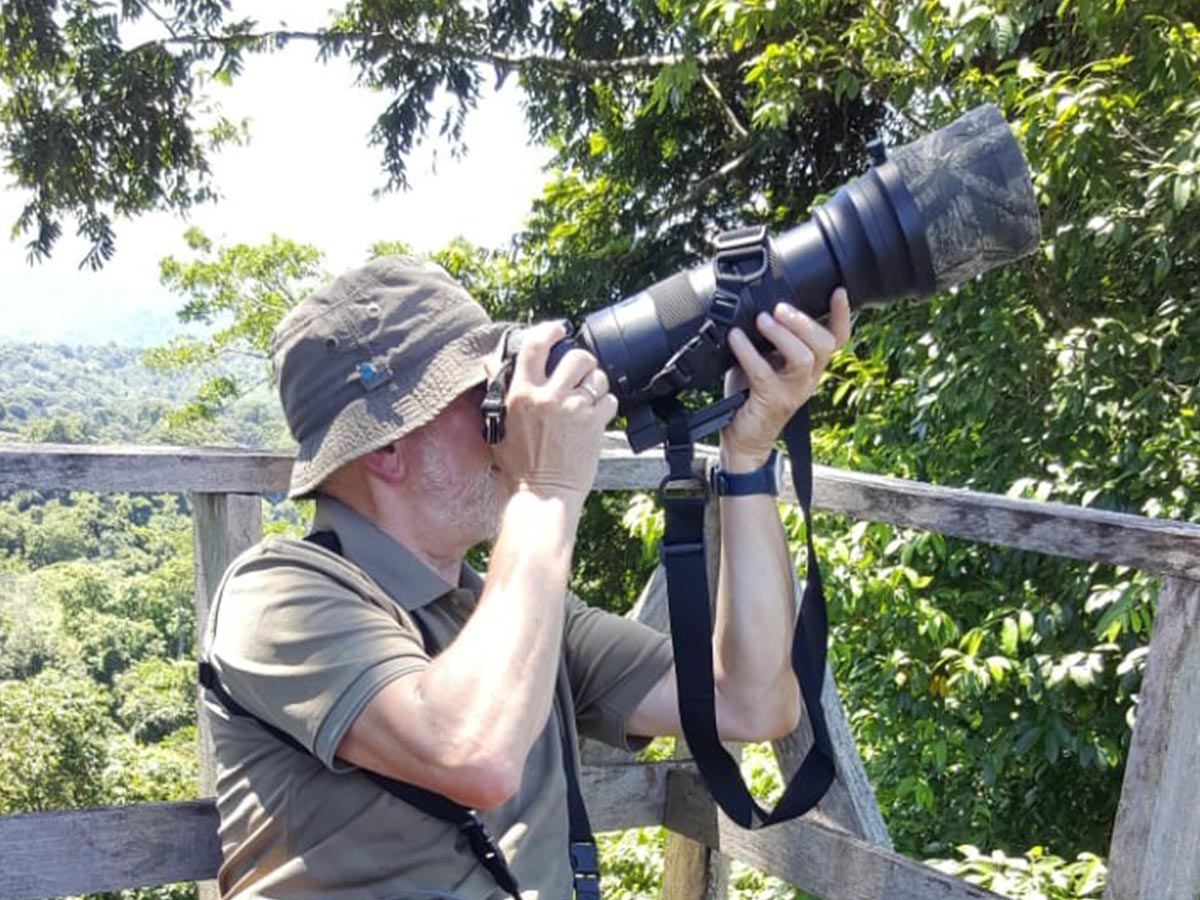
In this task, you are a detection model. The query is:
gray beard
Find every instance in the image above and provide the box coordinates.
[412,441,506,546]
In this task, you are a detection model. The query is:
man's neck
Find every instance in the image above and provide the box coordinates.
[323,482,467,586]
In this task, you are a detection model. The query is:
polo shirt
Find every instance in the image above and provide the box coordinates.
[202,496,674,900]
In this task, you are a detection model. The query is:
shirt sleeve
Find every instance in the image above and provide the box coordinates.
[207,546,430,769]
[563,592,674,750]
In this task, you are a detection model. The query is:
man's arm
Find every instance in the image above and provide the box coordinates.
[336,323,618,810]
[627,288,852,741]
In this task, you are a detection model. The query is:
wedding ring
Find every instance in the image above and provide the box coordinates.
[578,380,601,404]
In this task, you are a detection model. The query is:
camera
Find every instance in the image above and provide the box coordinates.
[484,103,1041,452]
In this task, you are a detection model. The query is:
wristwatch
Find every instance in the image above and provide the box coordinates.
[710,449,782,497]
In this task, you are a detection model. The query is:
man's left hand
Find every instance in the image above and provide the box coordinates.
[720,287,852,472]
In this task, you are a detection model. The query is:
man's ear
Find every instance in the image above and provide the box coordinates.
[360,440,408,485]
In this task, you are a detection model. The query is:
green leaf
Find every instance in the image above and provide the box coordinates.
[1001,617,1020,655]
[1173,175,1193,211]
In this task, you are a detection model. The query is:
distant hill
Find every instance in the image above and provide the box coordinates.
[0,340,288,449]
[0,309,191,348]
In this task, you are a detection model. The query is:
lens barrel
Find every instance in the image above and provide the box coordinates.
[572,103,1039,411]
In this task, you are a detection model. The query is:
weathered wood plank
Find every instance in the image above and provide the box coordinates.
[6,440,1198,575]
[191,492,263,900]
[664,771,1008,900]
[0,765,675,900]
[0,443,294,493]
[1104,576,1200,900]
[806,464,1200,579]
[773,576,891,848]
[0,800,222,900]
[191,493,263,804]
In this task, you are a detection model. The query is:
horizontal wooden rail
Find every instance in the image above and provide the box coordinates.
[3,439,1198,576]
[664,771,1004,900]
[0,443,295,494]
[0,762,677,900]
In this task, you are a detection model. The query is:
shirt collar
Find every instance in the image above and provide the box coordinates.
[312,495,477,611]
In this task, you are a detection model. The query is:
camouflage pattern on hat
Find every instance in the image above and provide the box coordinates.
[270,256,507,498]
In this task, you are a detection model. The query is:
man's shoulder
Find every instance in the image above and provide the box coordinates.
[209,534,397,649]
[223,533,374,594]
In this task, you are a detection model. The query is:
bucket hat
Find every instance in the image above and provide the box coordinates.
[271,255,508,498]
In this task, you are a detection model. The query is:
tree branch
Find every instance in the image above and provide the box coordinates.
[131,0,181,40]
[864,1,941,84]
[156,29,729,77]
[700,72,749,138]
[649,151,751,234]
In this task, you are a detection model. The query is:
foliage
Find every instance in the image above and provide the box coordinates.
[0,571,66,677]
[599,826,666,900]
[143,228,328,427]
[0,0,243,266]
[0,340,283,448]
[803,510,1148,857]
[0,669,112,813]
[114,659,197,743]
[104,725,199,806]
[0,473,202,900]
[930,845,1106,900]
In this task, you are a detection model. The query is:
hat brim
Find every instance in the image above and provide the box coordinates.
[287,321,509,498]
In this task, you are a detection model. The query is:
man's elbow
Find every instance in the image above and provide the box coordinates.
[438,748,524,811]
[760,695,803,741]
[718,681,802,742]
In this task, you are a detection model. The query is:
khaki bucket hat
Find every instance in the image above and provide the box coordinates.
[271,256,508,498]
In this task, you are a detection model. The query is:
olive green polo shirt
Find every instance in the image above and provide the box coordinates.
[202,496,673,900]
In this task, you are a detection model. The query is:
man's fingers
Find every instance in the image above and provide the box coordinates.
[772,303,836,364]
[513,320,569,386]
[758,311,817,377]
[828,288,852,348]
[727,327,777,383]
[546,348,598,396]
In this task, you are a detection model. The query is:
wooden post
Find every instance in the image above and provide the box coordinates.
[1104,575,1200,900]
[191,492,262,900]
[772,577,892,847]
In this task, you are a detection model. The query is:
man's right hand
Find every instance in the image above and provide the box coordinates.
[489,320,618,505]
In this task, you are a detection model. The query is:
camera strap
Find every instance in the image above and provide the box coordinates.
[654,396,836,828]
[200,530,602,900]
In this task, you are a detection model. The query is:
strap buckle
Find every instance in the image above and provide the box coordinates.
[570,840,601,899]
[458,813,521,898]
[569,840,599,875]
[713,225,770,286]
[481,336,518,445]
[707,287,741,329]
[656,472,708,505]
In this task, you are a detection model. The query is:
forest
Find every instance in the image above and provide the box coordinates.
[2,0,1198,897]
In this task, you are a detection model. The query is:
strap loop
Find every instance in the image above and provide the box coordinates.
[655,400,836,829]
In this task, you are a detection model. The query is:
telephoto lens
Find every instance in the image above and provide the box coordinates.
[572,103,1041,411]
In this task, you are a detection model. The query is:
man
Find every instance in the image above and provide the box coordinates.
[202,255,850,898]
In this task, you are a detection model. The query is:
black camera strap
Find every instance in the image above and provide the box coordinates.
[654,396,835,828]
[200,530,602,900]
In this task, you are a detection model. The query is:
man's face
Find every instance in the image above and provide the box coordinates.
[406,384,507,545]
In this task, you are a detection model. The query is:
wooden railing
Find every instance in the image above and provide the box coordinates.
[0,438,1197,900]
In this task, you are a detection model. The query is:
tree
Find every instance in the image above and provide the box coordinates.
[0,669,111,813]
[142,226,327,424]
[114,658,197,742]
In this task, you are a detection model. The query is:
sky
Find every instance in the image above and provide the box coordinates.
[0,2,551,344]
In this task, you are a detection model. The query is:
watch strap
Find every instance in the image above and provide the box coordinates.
[710,449,780,496]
